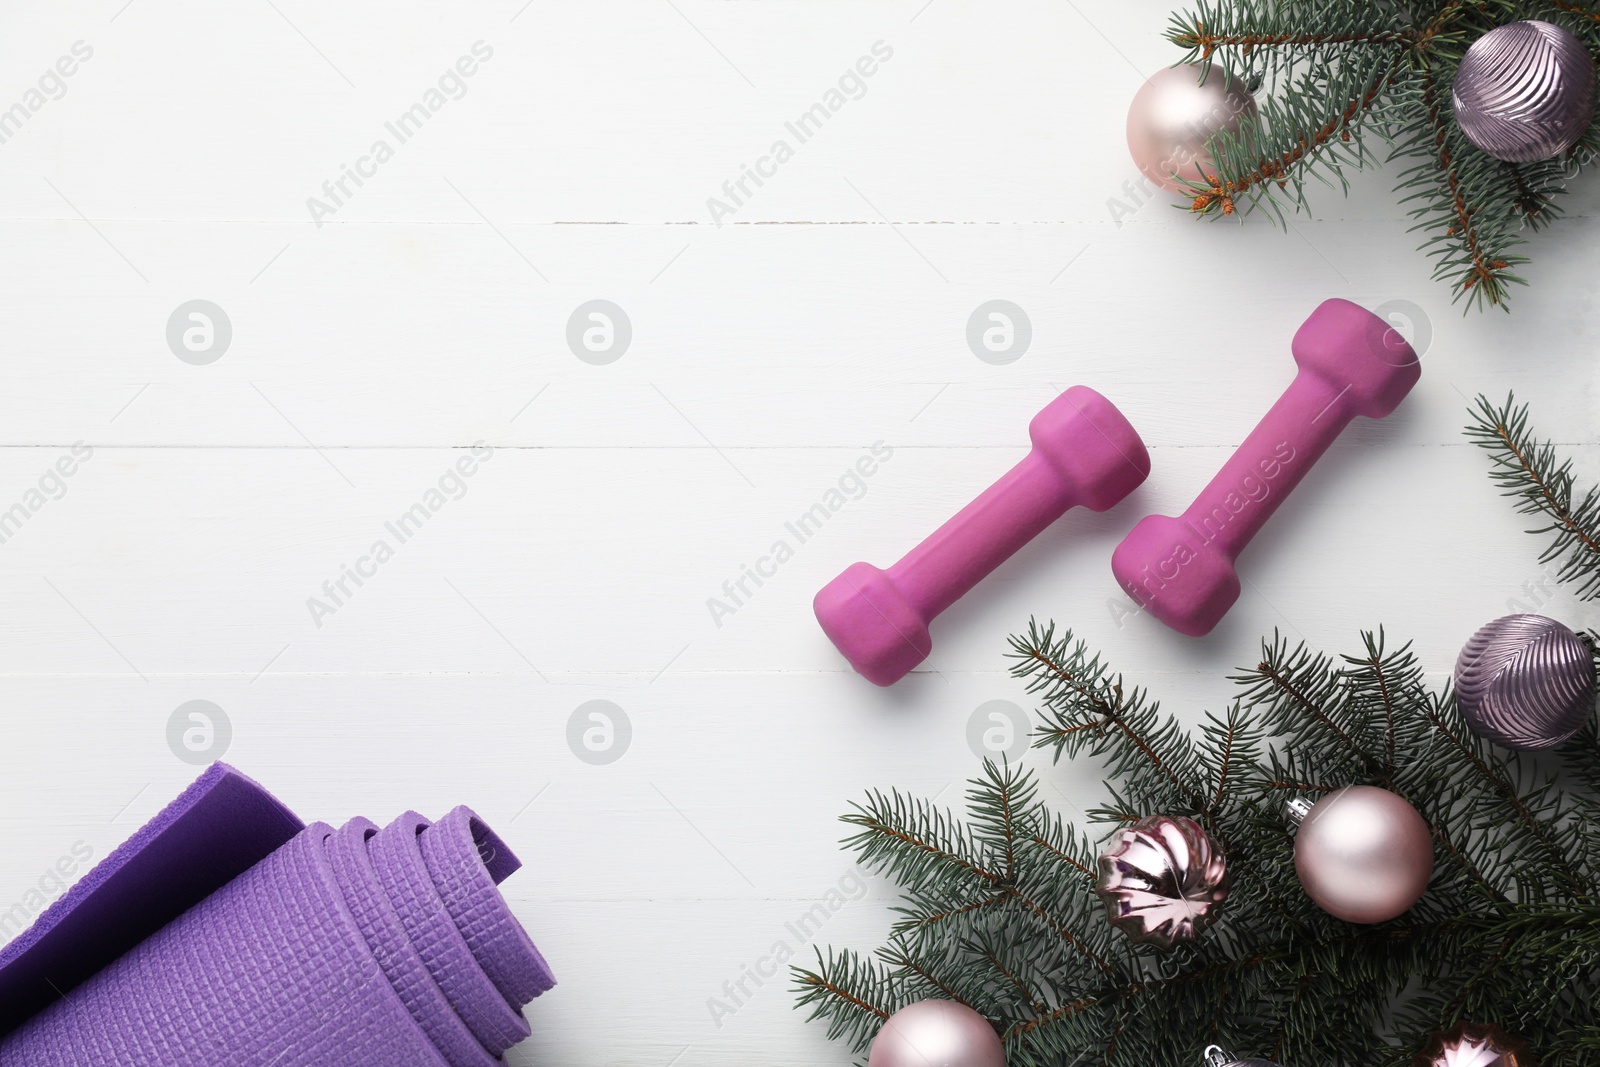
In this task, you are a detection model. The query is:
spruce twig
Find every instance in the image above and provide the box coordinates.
[1466,393,1600,600]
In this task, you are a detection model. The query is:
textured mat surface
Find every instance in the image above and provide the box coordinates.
[0,764,554,1067]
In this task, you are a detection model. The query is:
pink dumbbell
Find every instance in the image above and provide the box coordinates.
[1111,298,1421,637]
[815,386,1150,685]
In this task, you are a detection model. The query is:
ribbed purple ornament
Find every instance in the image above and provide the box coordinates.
[1452,20,1597,163]
[1454,614,1596,750]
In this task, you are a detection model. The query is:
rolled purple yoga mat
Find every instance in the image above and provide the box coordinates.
[0,764,554,1067]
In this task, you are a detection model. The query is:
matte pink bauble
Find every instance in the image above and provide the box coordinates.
[867,1000,1005,1067]
[1127,64,1257,193]
[1291,786,1433,923]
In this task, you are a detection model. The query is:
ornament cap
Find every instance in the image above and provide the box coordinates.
[1286,798,1314,824]
[1202,1045,1282,1067]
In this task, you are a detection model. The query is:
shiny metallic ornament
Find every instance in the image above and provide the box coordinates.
[1205,1045,1283,1067]
[1452,20,1597,162]
[867,999,1006,1067]
[1095,815,1230,948]
[1455,614,1596,750]
[1413,1022,1535,1067]
[1290,786,1432,924]
[1127,64,1257,192]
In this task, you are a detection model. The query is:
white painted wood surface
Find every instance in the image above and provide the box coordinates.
[0,2,1596,1064]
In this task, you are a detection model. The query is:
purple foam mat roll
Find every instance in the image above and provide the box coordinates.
[0,764,554,1067]
[325,818,498,1067]
[368,811,532,1055]
[0,763,305,1036]
[419,806,555,1006]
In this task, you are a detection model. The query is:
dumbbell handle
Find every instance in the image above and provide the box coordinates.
[891,450,1079,619]
[1185,370,1352,559]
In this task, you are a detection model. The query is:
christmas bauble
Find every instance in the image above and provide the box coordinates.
[1290,786,1432,923]
[1413,1022,1533,1067]
[1204,1045,1283,1067]
[1455,614,1596,750]
[1095,815,1230,948]
[867,1000,1005,1067]
[1127,64,1257,192]
[1452,20,1597,163]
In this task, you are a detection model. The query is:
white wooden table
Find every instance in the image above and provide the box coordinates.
[0,3,1595,1064]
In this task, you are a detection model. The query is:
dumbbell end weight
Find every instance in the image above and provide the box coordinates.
[1028,385,1153,513]
[816,387,1150,685]
[814,562,932,686]
[1291,297,1421,418]
[1111,514,1242,637]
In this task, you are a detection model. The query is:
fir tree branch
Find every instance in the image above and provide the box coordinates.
[1027,826,1096,881]
[1368,651,1399,784]
[1235,635,1386,777]
[1466,393,1600,600]
[1428,820,1509,906]
[1011,621,1215,819]
[1007,993,1100,1040]
[1399,66,1522,308]
[1212,706,1243,809]
[1189,55,1401,219]
[841,789,1003,888]
[1175,28,1413,53]
[1413,0,1498,53]
[882,946,969,1004]
[1261,778,1338,792]
[890,893,1007,936]
[1417,698,1591,903]
[998,880,1115,976]
[793,948,896,1053]
[1168,1,1417,61]
[1552,1,1600,24]
[969,940,1046,1015]
[797,971,891,1021]
[801,620,1600,1066]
